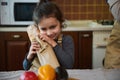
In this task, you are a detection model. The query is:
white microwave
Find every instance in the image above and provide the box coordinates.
[0,0,39,26]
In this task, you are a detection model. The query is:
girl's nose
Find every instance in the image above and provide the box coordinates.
[47,30,52,36]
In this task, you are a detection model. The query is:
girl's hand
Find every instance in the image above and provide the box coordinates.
[39,34,57,47]
[27,41,40,61]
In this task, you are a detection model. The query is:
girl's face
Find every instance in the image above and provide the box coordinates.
[38,17,62,40]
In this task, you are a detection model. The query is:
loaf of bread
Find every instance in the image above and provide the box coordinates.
[27,25,60,69]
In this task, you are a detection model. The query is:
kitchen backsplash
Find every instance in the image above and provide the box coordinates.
[52,0,113,20]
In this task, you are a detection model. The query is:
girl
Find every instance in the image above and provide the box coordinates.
[23,1,74,70]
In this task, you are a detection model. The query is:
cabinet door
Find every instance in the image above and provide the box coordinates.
[0,32,6,71]
[79,31,92,69]
[4,32,30,71]
[62,31,79,69]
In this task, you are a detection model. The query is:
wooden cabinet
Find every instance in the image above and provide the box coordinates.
[79,31,92,69]
[62,31,92,69]
[0,32,6,71]
[0,32,30,71]
[0,31,92,71]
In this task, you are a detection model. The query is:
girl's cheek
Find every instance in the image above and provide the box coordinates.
[40,31,46,35]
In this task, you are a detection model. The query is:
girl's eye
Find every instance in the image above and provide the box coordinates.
[41,28,46,31]
[50,25,56,29]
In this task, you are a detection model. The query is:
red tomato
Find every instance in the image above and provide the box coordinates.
[20,71,38,80]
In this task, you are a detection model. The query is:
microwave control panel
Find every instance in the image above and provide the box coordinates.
[0,0,10,25]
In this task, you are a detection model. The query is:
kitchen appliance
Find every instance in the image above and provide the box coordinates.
[0,0,39,26]
[92,30,111,68]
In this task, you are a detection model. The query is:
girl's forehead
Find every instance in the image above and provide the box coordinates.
[39,17,59,24]
[38,17,60,27]
[41,16,57,21]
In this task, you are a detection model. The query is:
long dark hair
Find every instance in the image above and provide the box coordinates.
[33,0,64,26]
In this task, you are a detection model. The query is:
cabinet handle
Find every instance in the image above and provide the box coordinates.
[13,35,21,39]
[83,34,90,37]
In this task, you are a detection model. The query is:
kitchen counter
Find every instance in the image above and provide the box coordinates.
[0,25,112,32]
[0,20,113,32]
[63,25,112,31]
[0,27,27,32]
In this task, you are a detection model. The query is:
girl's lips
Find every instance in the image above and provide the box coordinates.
[49,35,55,39]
